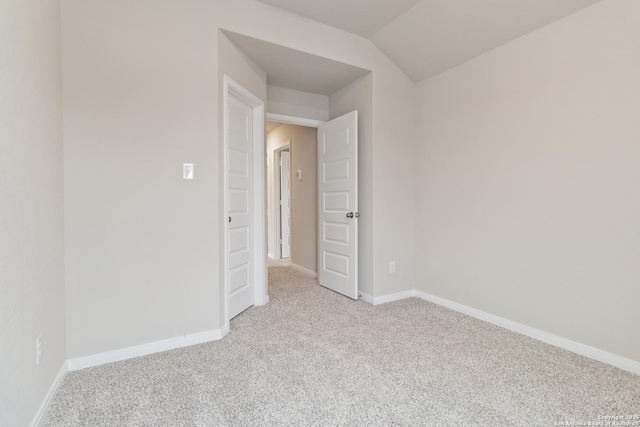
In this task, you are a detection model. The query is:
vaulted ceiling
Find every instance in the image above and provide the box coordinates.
[255,0,602,82]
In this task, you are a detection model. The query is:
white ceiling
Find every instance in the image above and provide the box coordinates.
[255,0,421,37]
[255,0,602,82]
[224,31,370,96]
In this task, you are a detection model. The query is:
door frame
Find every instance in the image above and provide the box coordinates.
[223,75,267,330]
[267,113,324,129]
[273,142,291,260]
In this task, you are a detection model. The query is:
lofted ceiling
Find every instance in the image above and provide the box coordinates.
[255,0,421,37]
[255,0,602,82]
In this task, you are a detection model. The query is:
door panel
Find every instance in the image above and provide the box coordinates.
[317,111,358,299]
[227,94,254,319]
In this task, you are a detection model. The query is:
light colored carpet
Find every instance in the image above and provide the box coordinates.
[267,257,291,267]
[46,267,640,426]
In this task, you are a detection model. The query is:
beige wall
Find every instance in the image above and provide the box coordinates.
[267,124,317,273]
[0,1,66,425]
[62,3,268,357]
[414,0,640,362]
[267,86,329,122]
[62,0,416,359]
[217,32,268,327]
[63,2,218,358]
[371,60,417,297]
[329,75,374,296]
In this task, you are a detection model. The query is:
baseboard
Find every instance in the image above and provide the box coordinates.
[359,289,416,305]
[290,263,317,278]
[414,290,640,376]
[358,292,374,304]
[30,361,68,427]
[67,326,229,371]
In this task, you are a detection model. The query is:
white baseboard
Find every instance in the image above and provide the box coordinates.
[30,361,68,427]
[359,289,416,305]
[67,327,229,371]
[358,292,375,304]
[290,263,317,278]
[414,290,640,376]
[359,287,640,375]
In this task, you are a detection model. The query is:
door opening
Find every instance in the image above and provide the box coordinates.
[265,111,359,300]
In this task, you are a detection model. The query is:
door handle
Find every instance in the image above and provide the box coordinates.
[346,212,354,218]
[228,217,231,223]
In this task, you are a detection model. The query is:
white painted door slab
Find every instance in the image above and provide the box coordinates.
[280,150,291,259]
[227,94,254,319]
[318,111,358,299]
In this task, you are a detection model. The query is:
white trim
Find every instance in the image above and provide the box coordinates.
[290,263,317,278]
[358,288,640,375]
[414,290,640,376]
[30,361,68,427]
[67,327,229,371]
[359,289,417,305]
[358,292,375,305]
[267,113,324,128]
[273,143,291,260]
[223,75,268,330]
[373,289,416,305]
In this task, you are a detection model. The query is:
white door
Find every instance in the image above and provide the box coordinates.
[227,94,254,319]
[280,150,291,259]
[317,111,358,299]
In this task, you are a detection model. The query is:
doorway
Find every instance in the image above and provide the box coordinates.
[266,117,319,277]
[273,144,291,261]
[265,111,359,300]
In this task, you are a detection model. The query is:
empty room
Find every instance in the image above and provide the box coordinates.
[1,0,639,425]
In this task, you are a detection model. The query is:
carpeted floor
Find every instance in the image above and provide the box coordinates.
[45,267,640,426]
[267,257,291,267]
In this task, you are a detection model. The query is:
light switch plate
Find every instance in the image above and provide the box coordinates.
[183,163,194,180]
[296,169,303,181]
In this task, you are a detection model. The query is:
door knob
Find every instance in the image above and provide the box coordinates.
[228,217,231,223]
[346,212,354,218]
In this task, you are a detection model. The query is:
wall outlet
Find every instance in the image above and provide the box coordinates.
[389,261,396,274]
[36,334,42,365]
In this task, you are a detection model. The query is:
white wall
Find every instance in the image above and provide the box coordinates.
[267,85,329,122]
[62,0,416,358]
[0,1,66,425]
[415,0,640,363]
